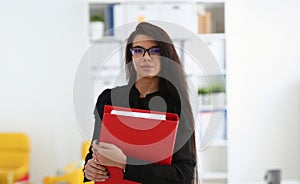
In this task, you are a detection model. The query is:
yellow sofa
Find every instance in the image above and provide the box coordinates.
[43,141,93,184]
[0,132,30,184]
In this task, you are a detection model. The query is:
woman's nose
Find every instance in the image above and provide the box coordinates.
[143,51,151,59]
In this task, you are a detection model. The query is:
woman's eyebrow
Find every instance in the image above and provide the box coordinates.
[132,45,159,49]
[131,45,144,49]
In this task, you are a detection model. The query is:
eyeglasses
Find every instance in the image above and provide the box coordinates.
[130,46,161,58]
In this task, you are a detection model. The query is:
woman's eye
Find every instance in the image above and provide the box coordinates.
[151,48,161,55]
[135,48,143,53]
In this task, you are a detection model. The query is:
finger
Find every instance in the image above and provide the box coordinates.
[98,142,114,149]
[94,172,110,181]
[85,172,109,182]
[93,139,99,145]
[89,159,107,171]
[94,149,111,162]
[92,153,97,161]
[92,140,100,148]
[95,178,107,182]
[92,160,108,172]
[97,147,117,157]
[85,173,95,181]
[93,152,110,165]
[95,179,106,182]
[92,145,99,153]
[93,148,111,160]
[86,166,108,176]
[85,164,110,180]
[92,140,99,152]
[85,161,109,176]
[97,148,111,157]
[97,165,108,172]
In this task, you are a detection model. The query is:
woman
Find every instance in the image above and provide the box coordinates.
[84,22,197,184]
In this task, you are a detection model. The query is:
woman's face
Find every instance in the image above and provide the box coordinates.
[131,34,161,79]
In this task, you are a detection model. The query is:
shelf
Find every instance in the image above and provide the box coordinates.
[88,0,120,4]
[196,72,226,78]
[199,105,227,112]
[202,172,227,180]
[199,140,227,149]
[194,0,225,3]
[91,36,124,43]
[198,33,226,40]
[88,0,225,3]
[198,139,227,151]
[86,1,227,181]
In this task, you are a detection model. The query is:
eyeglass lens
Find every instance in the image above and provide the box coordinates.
[131,47,161,57]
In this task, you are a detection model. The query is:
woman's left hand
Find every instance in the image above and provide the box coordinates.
[92,140,127,169]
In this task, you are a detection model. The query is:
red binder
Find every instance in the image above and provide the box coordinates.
[96,105,179,184]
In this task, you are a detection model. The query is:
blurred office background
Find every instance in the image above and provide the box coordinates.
[0,0,299,183]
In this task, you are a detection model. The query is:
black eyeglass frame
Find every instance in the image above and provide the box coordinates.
[130,46,161,58]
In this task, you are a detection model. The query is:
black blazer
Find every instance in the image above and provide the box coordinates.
[84,84,195,184]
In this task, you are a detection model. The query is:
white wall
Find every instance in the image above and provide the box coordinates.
[1,0,300,183]
[227,0,300,183]
[0,0,87,183]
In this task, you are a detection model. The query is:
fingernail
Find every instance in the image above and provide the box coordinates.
[107,173,110,177]
[96,140,100,145]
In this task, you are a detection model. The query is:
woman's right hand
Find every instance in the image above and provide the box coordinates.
[84,157,110,182]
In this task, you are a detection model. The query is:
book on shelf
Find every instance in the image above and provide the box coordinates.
[103,4,114,36]
[198,11,212,34]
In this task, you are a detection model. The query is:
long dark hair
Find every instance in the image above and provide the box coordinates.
[125,22,198,184]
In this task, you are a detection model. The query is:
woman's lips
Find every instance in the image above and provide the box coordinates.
[141,65,154,70]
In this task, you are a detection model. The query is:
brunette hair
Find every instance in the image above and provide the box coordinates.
[125,22,198,183]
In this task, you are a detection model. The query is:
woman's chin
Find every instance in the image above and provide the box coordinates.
[137,73,159,79]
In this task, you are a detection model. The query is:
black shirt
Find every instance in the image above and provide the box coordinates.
[84,84,196,184]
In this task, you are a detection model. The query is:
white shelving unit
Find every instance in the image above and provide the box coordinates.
[195,1,227,184]
[211,139,227,147]
[84,1,227,183]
